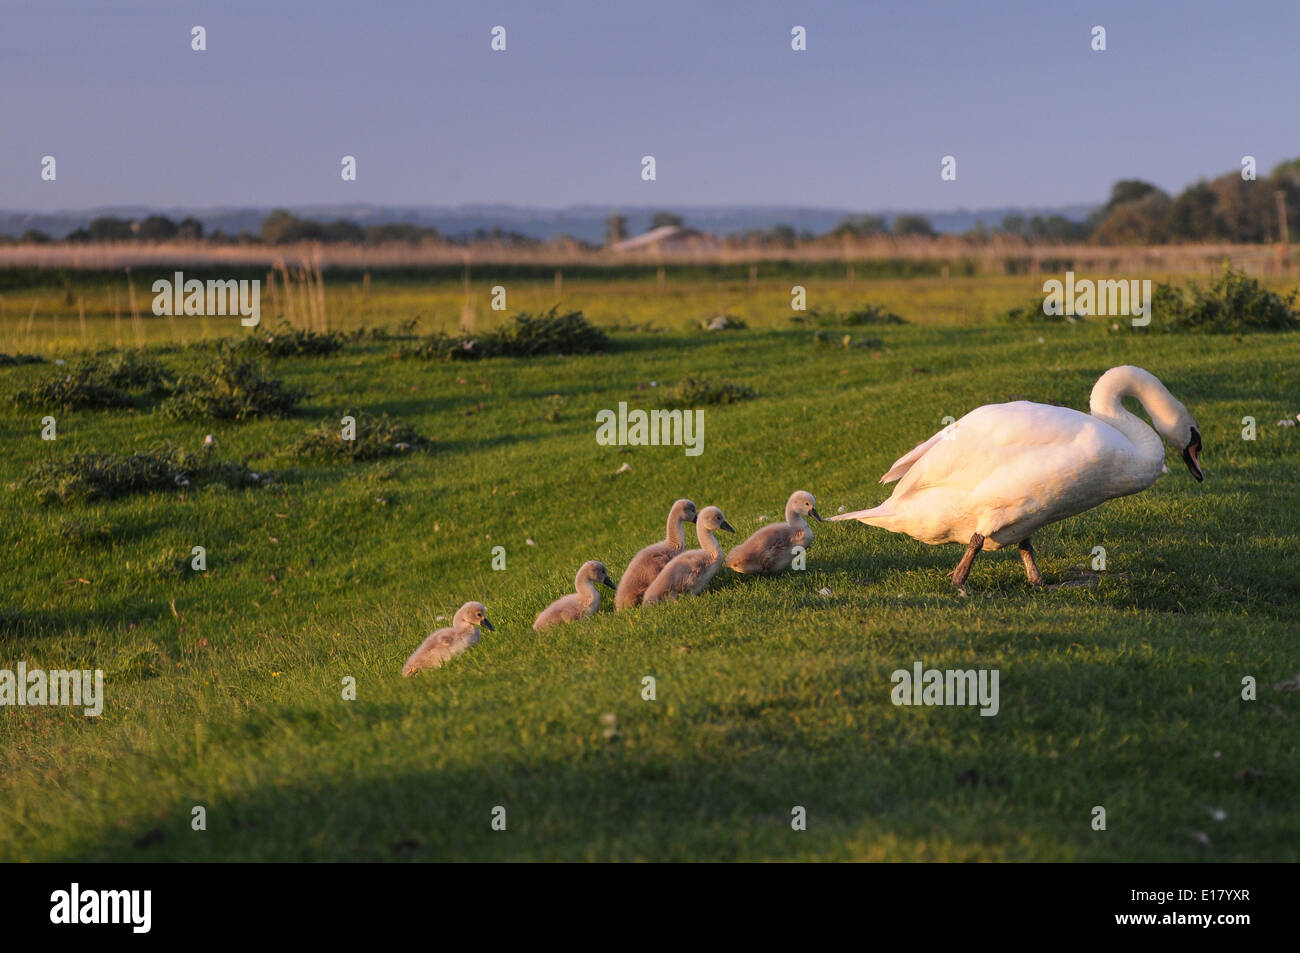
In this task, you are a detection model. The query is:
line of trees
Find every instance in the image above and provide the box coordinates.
[1084,159,1300,244]
[647,155,1299,247]
[836,158,1300,246]
[19,209,554,247]
[10,158,1298,248]
[55,214,206,243]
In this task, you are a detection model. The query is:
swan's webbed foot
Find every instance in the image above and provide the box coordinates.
[1019,539,1044,586]
[948,533,985,588]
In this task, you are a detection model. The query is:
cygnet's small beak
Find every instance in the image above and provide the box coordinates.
[685,513,698,523]
[481,617,496,631]
[811,507,824,522]
[719,520,736,533]
[603,576,617,590]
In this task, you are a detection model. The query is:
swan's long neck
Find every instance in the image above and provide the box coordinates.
[574,573,600,609]
[1089,367,1167,484]
[785,506,811,542]
[697,524,722,559]
[665,509,684,548]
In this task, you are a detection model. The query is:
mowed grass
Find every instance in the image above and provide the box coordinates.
[1,280,1299,861]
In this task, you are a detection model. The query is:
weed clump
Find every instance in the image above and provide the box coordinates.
[0,353,45,366]
[26,443,266,504]
[93,352,170,391]
[12,353,169,409]
[663,378,756,406]
[15,375,131,410]
[1151,267,1299,332]
[241,323,346,358]
[399,307,609,360]
[294,411,430,460]
[160,345,305,420]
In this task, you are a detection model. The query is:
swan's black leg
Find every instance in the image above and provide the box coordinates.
[948,533,985,588]
[1019,538,1044,586]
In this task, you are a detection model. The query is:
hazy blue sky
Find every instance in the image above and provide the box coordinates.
[2,0,1296,212]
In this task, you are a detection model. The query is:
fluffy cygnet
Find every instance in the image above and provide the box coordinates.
[534,560,616,630]
[642,506,735,605]
[727,490,822,575]
[402,601,494,676]
[614,499,698,610]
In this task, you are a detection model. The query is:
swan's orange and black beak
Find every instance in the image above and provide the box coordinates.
[1182,428,1203,482]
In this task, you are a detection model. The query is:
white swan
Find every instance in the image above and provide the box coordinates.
[829,365,1203,587]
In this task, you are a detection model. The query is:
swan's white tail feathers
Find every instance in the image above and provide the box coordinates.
[829,505,888,524]
[879,432,944,483]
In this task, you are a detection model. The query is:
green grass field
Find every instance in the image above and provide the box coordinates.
[2,271,1298,861]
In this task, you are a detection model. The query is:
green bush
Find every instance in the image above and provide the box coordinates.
[0,353,45,366]
[241,323,346,358]
[400,308,609,360]
[1151,267,1299,332]
[663,378,756,406]
[160,345,305,420]
[92,352,170,391]
[26,444,266,504]
[14,375,131,410]
[12,353,169,409]
[294,411,430,461]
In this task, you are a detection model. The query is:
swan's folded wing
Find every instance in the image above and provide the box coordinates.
[899,403,1125,504]
[891,403,1096,495]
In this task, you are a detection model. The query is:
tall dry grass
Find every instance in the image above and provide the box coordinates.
[0,236,1295,277]
[268,253,328,331]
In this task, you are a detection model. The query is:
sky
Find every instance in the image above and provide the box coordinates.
[2,0,1297,213]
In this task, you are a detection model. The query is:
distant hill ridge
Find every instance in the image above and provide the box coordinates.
[0,203,1098,242]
